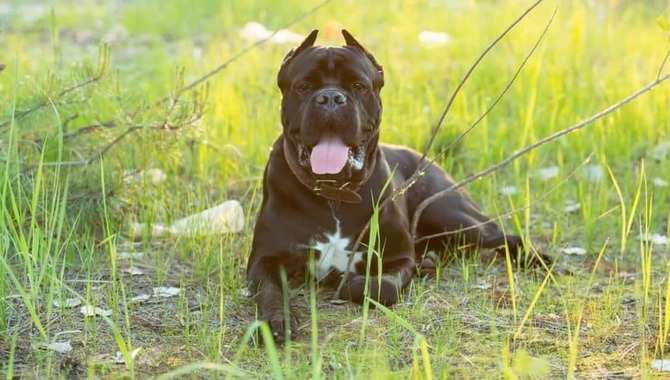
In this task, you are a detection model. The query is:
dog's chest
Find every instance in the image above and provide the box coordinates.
[307,219,364,280]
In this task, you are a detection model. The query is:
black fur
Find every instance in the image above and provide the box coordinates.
[247,30,535,343]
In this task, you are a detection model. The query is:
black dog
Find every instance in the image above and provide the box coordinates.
[247,30,536,343]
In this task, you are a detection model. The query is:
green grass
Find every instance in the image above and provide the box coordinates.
[1,0,670,378]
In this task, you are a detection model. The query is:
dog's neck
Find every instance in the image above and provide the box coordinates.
[283,137,376,204]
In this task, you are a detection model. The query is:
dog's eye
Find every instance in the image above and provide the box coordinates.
[352,82,367,92]
[296,82,311,92]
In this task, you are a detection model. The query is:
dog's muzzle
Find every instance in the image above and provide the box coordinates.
[314,89,347,113]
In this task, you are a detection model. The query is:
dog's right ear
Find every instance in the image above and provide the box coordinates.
[277,30,318,90]
[280,29,318,68]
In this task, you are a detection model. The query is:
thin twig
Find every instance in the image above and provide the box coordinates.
[410,70,670,238]
[0,79,97,130]
[35,113,203,168]
[0,45,111,129]
[414,153,594,244]
[12,1,333,170]
[418,0,545,165]
[431,6,556,165]
[58,0,333,141]
[657,50,669,80]
[334,0,547,299]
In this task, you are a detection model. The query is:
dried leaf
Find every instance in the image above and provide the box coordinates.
[117,251,145,260]
[564,200,581,213]
[562,247,587,256]
[239,21,304,44]
[53,298,81,308]
[45,341,73,354]
[585,164,604,183]
[537,166,559,180]
[153,287,182,298]
[80,305,113,317]
[131,294,151,303]
[123,168,167,184]
[638,233,669,245]
[418,30,452,47]
[125,266,144,275]
[472,281,492,290]
[237,288,252,298]
[652,359,670,372]
[345,316,375,328]
[499,186,518,195]
[113,347,143,364]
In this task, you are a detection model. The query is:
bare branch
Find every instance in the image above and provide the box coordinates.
[334,0,548,299]
[0,45,111,129]
[417,0,546,165]
[34,112,204,169]
[657,50,670,80]
[414,153,594,244]
[157,0,332,107]
[410,69,670,239]
[431,6,557,164]
[5,1,334,171]
[18,0,331,169]
[60,0,334,142]
[61,120,118,139]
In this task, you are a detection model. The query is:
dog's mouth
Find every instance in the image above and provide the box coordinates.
[296,133,365,176]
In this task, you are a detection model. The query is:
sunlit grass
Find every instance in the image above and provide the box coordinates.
[1,0,669,378]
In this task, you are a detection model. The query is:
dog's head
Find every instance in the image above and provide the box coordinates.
[277,30,384,193]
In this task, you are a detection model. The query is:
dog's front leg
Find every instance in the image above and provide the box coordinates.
[340,256,414,306]
[248,260,299,343]
[340,217,416,306]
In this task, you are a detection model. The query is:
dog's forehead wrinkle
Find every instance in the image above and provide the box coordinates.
[308,48,367,77]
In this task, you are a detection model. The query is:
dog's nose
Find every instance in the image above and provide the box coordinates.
[315,90,346,111]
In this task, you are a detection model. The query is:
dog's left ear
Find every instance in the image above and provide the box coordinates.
[342,29,384,81]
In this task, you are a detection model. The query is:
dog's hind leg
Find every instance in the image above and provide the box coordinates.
[417,189,518,248]
[406,160,525,261]
[413,187,551,266]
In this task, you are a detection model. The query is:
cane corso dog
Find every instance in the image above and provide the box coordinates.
[247,30,538,343]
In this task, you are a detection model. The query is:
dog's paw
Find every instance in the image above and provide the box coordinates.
[500,235,553,269]
[418,251,439,278]
[341,275,399,306]
[259,310,299,344]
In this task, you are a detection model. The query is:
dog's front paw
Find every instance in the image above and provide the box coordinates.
[341,275,399,306]
[259,309,299,344]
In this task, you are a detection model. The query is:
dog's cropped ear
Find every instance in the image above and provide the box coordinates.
[342,29,384,85]
[277,30,318,90]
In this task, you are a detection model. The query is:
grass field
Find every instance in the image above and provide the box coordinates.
[1,0,670,378]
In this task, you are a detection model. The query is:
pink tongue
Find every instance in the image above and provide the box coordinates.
[310,134,350,175]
